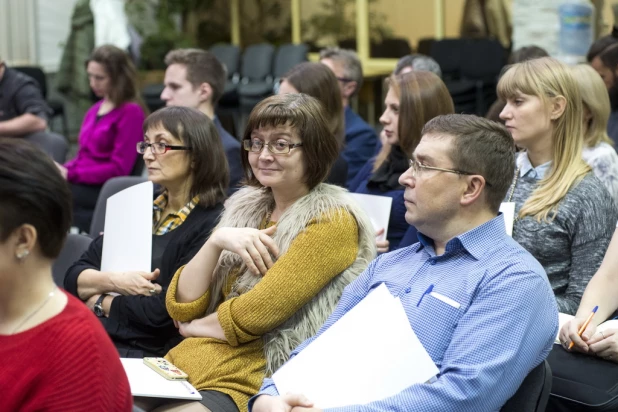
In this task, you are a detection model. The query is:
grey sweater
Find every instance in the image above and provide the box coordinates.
[509,173,618,314]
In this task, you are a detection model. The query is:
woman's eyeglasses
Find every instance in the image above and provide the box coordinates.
[243,139,303,155]
[137,142,192,155]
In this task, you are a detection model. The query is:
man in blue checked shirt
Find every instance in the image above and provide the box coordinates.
[250,114,558,412]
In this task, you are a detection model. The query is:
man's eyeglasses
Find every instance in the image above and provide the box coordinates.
[336,77,354,83]
[137,142,192,155]
[408,159,492,187]
[243,139,303,155]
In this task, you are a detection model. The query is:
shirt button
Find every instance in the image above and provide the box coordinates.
[405,287,411,293]
[429,260,436,265]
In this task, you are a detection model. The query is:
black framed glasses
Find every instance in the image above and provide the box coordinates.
[137,142,192,155]
[408,159,492,187]
[243,139,303,155]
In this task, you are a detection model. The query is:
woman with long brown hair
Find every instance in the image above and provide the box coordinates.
[278,61,349,186]
[57,44,147,232]
[348,71,454,251]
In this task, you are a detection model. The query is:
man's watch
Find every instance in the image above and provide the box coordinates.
[93,294,108,317]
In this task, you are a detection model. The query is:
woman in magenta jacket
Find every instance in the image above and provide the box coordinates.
[57,45,146,233]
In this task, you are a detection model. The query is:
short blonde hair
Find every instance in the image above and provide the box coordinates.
[570,64,613,147]
[498,57,590,221]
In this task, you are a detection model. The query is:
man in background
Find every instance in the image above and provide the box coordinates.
[320,47,378,186]
[161,49,242,193]
[250,114,558,412]
[0,57,66,162]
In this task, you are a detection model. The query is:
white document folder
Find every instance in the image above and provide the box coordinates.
[272,283,439,409]
[348,193,393,241]
[120,358,202,400]
[101,181,153,273]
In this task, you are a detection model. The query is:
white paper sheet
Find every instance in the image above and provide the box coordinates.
[348,193,393,241]
[499,202,516,237]
[120,358,202,400]
[101,181,153,273]
[272,283,439,409]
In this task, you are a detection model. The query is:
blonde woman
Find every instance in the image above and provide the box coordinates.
[499,57,618,315]
[571,64,618,204]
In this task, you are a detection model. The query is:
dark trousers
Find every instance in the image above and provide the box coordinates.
[70,183,102,233]
[546,345,618,411]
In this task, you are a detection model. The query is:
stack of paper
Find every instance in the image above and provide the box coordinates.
[272,284,439,409]
[120,358,202,401]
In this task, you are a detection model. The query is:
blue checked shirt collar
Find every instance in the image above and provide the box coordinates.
[416,214,507,261]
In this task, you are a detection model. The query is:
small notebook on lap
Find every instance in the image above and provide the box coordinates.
[120,358,202,400]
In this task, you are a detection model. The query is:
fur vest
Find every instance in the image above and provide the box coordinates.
[206,183,376,376]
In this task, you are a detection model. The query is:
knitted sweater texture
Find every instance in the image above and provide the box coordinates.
[509,173,618,314]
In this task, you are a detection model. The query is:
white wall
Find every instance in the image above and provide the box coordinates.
[0,0,78,71]
[35,0,79,72]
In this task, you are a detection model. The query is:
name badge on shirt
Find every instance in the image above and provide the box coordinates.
[500,202,515,237]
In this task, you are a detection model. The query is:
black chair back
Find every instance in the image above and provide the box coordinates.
[240,43,275,81]
[273,43,309,79]
[501,360,552,412]
[374,38,413,58]
[210,44,241,79]
[429,38,466,80]
[52,234,93,286]
[13,66,48,97]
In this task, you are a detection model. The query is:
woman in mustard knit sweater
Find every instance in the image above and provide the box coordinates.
[141,94,376,412]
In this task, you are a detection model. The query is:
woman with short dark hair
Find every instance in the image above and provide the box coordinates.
[141,94,377,412]
[0,138,132,411]
[64,106,227,358]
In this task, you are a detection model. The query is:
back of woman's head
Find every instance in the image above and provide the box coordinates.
[390,70,454,157]
[570,64,612,148]
[143,106,229,206]
[87,44,141,107]
[242,93,339,190]
[0,139,71,259]
[282,62,344,146]
[498,57,589,221]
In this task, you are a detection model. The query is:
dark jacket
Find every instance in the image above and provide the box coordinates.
[64,202,223,357]
[214,117,243,194]
[0,67,51,124]
[326,155,349,188]
[349,158,408,250]
[343,106,378,187]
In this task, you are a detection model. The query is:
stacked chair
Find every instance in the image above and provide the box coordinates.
[429,38,506,115]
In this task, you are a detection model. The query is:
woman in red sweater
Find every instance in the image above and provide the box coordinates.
[0,138,132,411]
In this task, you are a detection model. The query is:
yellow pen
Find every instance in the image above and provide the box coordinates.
[569,305,598,350]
